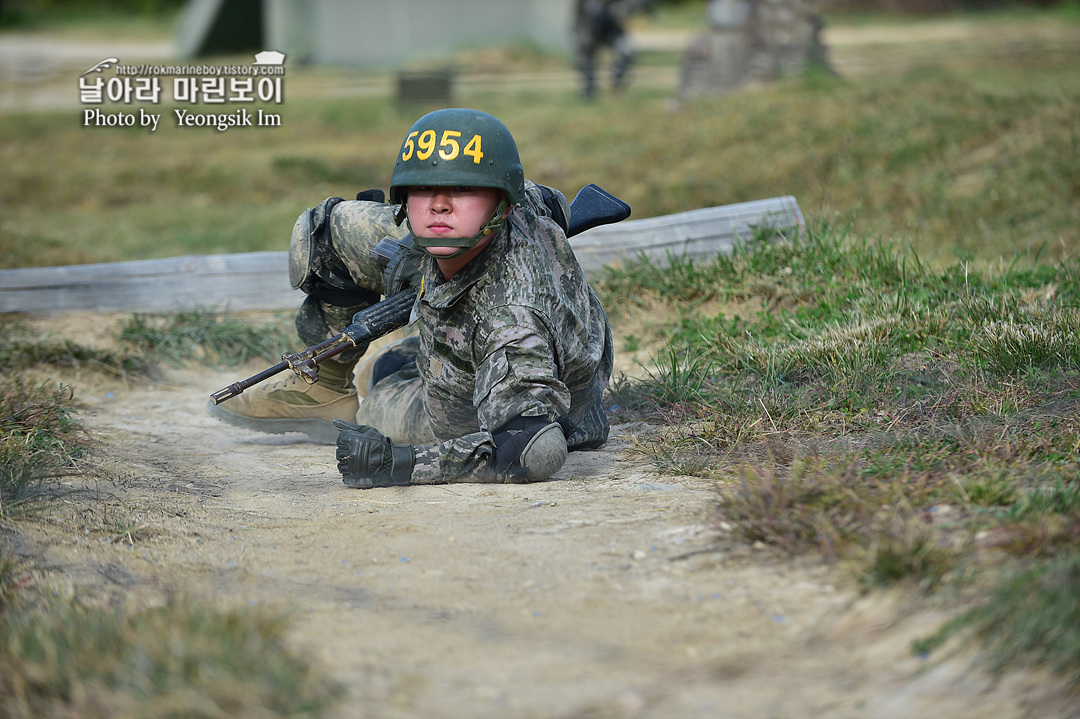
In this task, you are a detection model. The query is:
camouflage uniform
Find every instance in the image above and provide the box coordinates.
[213,107,615,485]
[335,192,613,484]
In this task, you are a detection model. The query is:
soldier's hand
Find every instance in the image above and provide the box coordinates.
[383,234,425,295]
[333,420,415,488]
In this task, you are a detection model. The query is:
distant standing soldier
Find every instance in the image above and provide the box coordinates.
[574,0,654,99]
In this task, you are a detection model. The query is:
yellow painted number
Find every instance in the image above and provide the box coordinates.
[403,128,483,164]
[438,130,461,160]
[463,134,483,164]
[400,130,419,161]
[416,129,436,160]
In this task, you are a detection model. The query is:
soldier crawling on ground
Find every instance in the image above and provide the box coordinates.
[574,0,655,99]
[207,108,614,488]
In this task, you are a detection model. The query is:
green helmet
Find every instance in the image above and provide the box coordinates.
[389,108,525,206]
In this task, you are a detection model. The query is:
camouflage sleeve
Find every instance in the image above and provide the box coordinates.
[474,306,571,431]
[327,200,409,294]
[409,433,499,484]
[409,425,566,485]
[408,308,571,485]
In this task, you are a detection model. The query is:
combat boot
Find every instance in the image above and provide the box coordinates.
[353,336,420,397]
[206,360,358,444]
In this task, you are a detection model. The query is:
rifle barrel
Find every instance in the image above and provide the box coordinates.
[209,359,289,405]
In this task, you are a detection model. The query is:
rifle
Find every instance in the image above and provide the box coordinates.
[209,184,631,405]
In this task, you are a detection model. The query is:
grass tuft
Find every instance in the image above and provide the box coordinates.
[117,310,294,367]
[0,323,148,377]
[0,594,344,719]
[975,309,1080,375]
[0,377,84,518]
[862,525,958,590]
[915,551,1080,688]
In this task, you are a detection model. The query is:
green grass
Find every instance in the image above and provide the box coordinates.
[117,310,295,367]
[914,550,1080,687]
[598,220,1080,684]
[2,312,294,376]
[1,322,149,377]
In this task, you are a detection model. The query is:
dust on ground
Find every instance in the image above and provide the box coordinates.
[5,311,1077,719]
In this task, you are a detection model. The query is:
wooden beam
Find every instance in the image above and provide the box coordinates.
[0,197,803,316]
[571,195,804,273]
[0,252,301,316]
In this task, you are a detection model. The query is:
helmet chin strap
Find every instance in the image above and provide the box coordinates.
[408,197,511,259]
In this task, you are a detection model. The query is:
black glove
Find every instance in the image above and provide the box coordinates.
[382,234,425,296]
[333,420,415,488]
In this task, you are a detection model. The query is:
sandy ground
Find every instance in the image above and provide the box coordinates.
[3,312,1076,719]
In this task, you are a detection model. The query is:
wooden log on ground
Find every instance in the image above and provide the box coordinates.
[0,197,804,316]
[0,252,298,315]
[571,195,804,273]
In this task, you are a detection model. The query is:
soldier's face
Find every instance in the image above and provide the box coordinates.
[406,186,503,257]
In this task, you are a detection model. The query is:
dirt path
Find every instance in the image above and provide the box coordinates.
[5,314,1073,718]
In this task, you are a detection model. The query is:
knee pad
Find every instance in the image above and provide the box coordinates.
[289,196,345,296]
[493,417,568,482]
[517,423,568,481]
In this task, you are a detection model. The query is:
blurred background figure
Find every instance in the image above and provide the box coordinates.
[574,0,654,99]
[680,0,832,99]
